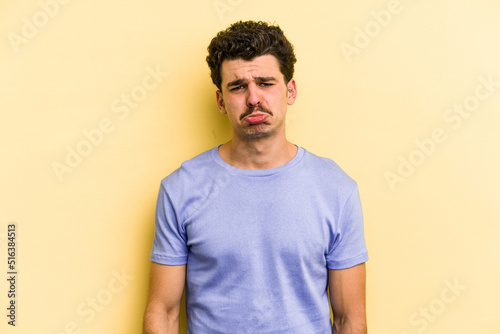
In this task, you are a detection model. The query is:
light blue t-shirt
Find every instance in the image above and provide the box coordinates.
[151,145,368,334]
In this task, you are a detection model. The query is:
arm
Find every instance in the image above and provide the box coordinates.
[329,263,367,334]
[143,262,186,334]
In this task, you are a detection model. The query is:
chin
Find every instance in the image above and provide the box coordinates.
[242,128,274,140]
[246,132,271,139]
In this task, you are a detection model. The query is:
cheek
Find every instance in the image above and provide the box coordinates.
[272,98,288,113]
[225,99,244,114]
[223,104,242,123]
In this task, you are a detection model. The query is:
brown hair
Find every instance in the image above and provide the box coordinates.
[206,20,297,90]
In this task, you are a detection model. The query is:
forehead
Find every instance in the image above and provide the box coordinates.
[220,55,282,85]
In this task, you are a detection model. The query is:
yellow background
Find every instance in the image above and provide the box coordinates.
[1,0,499,333]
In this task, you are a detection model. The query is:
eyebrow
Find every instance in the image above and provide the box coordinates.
[226,76,277,88]
[227,78,246,88]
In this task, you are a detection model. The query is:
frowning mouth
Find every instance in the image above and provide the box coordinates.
[240,105,273,124]
[244,113,269,124]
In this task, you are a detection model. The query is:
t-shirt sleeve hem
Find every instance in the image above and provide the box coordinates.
[150,253,188,265]
[327,252,368,270]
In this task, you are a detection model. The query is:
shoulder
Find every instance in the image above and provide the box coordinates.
[300,148,358,196]
[157,146,231,223]
[160,147,219,191]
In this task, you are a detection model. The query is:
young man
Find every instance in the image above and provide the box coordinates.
[143,21,368,334]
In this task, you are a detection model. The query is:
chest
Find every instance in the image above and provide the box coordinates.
[183,176,338,270]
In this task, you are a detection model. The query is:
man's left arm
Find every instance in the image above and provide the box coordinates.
[328,263,367,334]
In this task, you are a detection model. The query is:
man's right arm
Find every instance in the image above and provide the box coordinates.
[143,262,186,334]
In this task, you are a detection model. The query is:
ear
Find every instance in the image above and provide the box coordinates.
[286,79,297,105]
[216,90,227,114]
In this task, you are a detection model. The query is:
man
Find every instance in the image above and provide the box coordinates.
[143,20,368,334]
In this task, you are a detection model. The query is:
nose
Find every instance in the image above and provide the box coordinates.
[246,84,261,107]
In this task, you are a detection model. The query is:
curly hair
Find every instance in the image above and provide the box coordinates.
[206,20,297,90]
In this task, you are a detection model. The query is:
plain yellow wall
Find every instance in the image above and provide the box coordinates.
[1,0,499,333]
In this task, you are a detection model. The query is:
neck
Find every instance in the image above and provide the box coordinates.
[218,135,297,170]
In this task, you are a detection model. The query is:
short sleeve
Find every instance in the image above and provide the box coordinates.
[150,182,188,265]
[326,185,368,269]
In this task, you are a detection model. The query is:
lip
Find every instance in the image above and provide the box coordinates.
[244,113,269,125]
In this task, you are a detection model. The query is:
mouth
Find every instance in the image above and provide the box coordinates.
[244,113,270,125]
[241,106,273,125]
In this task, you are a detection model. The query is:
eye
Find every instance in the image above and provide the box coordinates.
[259,83,273,87]
[230,85,245,91]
